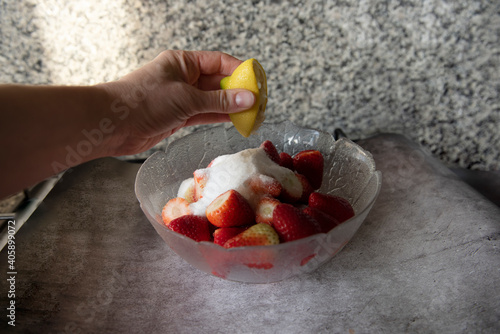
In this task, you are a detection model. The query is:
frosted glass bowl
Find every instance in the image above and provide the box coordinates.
[135,121,381,283]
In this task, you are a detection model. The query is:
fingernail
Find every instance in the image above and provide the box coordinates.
[235,91,255,108]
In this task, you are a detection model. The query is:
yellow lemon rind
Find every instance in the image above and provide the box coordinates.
[221,58,267,138]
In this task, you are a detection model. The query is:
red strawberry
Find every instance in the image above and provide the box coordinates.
[260,140,281,165]
[302,206,340,233]
[255,196,281,225]
[292,150,324,190]
[167,215,211,242]
[247,174,282,198]
[279,152,294,170]
[300,253,317,266]
[193,169,208,200]
[161,197,191,226]
[206,189,254,227]
[207,158,216,168]
[308,192,355,223]
[296,173,314,203]
[272,203,321,242]
[223,223,279,248]
[213,226,249,246]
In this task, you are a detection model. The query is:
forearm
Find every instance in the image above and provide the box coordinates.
[0,84,117,198]
[0,50,253,199]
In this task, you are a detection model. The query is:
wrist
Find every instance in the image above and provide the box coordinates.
[90,82,133,158]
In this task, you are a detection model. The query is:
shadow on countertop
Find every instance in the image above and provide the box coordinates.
[452,168,500,208]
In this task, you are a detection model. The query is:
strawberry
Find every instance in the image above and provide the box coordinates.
[223,223,279,248]
[247,174,282,198]
[300,253,317,266]
[161,197,191,226]
[272,203,321,242]
[260,140,281,165]
[213,226,248,246]
[177,178,196,203]
[279,152,294,170]
[278,172,303,203]
[206,189,254,227]
[308,192,355,223]
[207,158,216,168]
[302,206,340,233]
[292,150,324,190]
[193,169,208,200]
[296,173,314,203]
[167,215,211,242]
[255,196,281,225]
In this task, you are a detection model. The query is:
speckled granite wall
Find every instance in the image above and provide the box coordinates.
[1,0,499,170]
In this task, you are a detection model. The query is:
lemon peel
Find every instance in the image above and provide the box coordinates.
[220,58,267,137]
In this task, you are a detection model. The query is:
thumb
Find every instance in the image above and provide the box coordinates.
[199,89,255,114]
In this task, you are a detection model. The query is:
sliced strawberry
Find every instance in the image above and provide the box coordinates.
[260,140,281,165]
[161,197,191,226]
[207,158,216,168]
[272,203,321,242]
[206,189,255,227]
[193,169,208,200]
[303,206,340,233]
[167,215,211,242]
[308,192,355,223]
[255,196,281,225]
[278,172,303,203]
[223,223,279,248]
[247,174,282,198]
[292,150,324,190]
[177,178,196,203]
[224,224,278,269]
[213,226,248,246]
[279,152,294,170]
[296,173,314,203]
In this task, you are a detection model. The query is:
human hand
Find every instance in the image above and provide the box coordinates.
[99,50,256,157]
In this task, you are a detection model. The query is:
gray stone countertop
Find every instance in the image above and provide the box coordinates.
[1,0,499,171]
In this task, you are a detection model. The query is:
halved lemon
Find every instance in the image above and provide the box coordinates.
[220,58,267,137]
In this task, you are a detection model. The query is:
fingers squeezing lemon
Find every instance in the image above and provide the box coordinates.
[220,58,267,138]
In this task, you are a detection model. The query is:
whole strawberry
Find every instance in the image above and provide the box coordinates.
[308,192,355,223]
[206,189,254,227]
[292,150,324,190]
[167,215,211,242]
[272,203,321,242]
